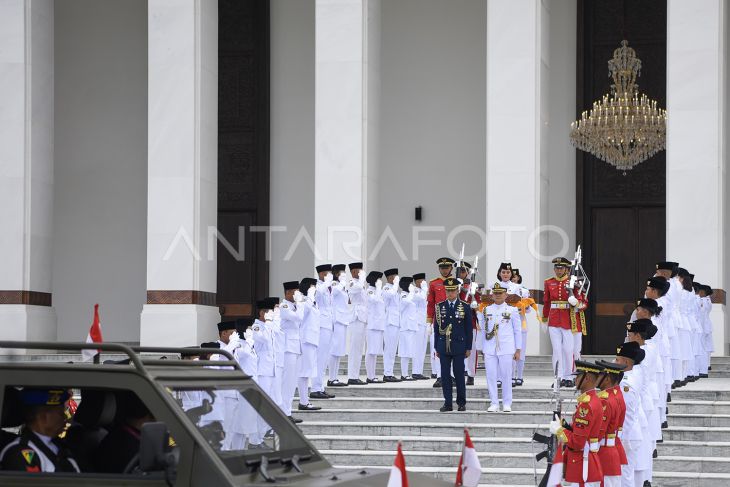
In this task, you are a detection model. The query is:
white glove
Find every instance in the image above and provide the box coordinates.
[420,281,429,293]
[264,310,274,321]
[294,290,304,302]
[457,278,464,285]
[307,287,316,301]
[227,331,242,350]
[375,279,383,291]
[470,300,478,309]
[393,276,400,287]
[273,307,281,320]
[243,328,254,344]
[357,270,364,280]
[470,283,478,296]
[324,272,333,284]
[549,417,561,435]
[408,283,416,294]
[568,296,579,306]
[338,273,347,284]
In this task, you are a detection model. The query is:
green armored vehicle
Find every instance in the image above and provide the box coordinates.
[0,341,450,486]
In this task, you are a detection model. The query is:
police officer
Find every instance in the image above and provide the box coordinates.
[434,277,473,412]
[0,388,80,472]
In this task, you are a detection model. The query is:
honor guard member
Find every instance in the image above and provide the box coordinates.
[411,273,430,380]
[347,262,368,385]
[614,341,647,487]
[398,277,417,380]
[543,257,577,387]
[382,268,402,382]
[297,278,322,411]
[549,360,606,487]
[458,263,480,385]
[0,389,80,472]
[494,262,521,303]
[312,264,336,399]
[434,277,473,412]
[569,278,589,365]
[595,360,628,487]
[654,262,686,388]
[428,257,456,388]
[279,282,305,423]
[635,297,670,430]
[214,320,244,447]
[329,264,353,387]
[698,284,714,377]
[252,300,276,402]
[364,271,386,382]
[263,297,287,412]
[510,269,538,386]
[478,283,522,412]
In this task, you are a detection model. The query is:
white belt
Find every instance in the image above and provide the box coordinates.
[551,302,570,309]
[605,436,616,447]
[589,441,600,453]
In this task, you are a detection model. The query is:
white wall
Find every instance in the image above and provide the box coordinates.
[53,0,147,342]
[269,0,316,294]
[377,0,487,277]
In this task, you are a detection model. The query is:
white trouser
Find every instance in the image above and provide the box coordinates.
[549,326,574,380]
[272,366,284,411]
[412,325,429,375]
[297,377,309,406]
[564,483,600,487]
[400,357,411,377]
[465,331,478,377]
[603,476,621,487]
[328,355,342,381]
[257,375,275,402]
[365,353,378,380]
[513,329,528,379]
[429,325,441,377]
[573,332,582,361]
[347,319,366,379]
[313,327,333,392]
[383,324,399,376]
[281,352,299,416]
[485,354,513,407]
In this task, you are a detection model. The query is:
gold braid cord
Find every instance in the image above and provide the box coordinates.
[482,308,499,341]
[437,304,453,353]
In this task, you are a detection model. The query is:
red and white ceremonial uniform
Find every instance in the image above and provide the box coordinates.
[597,385,624,487]
[543,275,578,380]
[427,276,449,378]
[555,389,605,486]
[571,291,589,363]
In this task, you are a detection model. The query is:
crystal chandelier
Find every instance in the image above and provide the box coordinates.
[570,40,667,173]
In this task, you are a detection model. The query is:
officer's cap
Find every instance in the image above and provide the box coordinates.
[626,318,653,334]
[636,298,660,316]
[595,360,627,374]
[574,360,604,375]
[646,276,670,295]
[616,341,645,365]
[552,257,571,267]
[498,262,512,272]
[443,277,459,291]
[491,282,507,293]
[436,257,455,267]
[21,388,70,407]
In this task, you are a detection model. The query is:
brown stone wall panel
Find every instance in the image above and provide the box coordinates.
[146,291,217,307]
[0,291,52,306]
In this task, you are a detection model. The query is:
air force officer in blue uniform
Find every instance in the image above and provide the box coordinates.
[434,277,473,411]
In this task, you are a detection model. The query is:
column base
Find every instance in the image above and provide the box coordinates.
[140,304,221,347]
[0,305,57,353]
[709,307,728,356]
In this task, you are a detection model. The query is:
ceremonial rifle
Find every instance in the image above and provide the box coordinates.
[532,363,563,487]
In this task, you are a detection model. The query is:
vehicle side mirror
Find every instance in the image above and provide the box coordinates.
[139,422,178,478]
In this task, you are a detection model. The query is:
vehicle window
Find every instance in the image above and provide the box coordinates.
[167,385,318,476]
[0,386,173,478]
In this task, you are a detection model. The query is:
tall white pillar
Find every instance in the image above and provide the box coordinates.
[140,0,220,346]
[0,0,56,344]
[486,0,551,355]
[667,0,728,355]
[314,0,370,265]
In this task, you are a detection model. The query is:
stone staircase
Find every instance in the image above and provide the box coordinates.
[296,355,730,487]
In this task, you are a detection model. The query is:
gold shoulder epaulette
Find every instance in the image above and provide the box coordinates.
[598,391,609,399]
[578,392,591,403]
[430,277,443,283]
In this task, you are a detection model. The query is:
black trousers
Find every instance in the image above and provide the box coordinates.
[440,352,466,407]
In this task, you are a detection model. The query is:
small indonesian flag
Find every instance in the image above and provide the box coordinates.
[82,304,103,362]
[387,442,408,487]
[545,441,564,487]
[455,428,481,486]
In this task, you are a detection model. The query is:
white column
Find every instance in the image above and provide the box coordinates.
[0,0,56,344]
[140,0,219,347]
[667,0,728,355]
[486,0,550,355]
[314,0,369,265]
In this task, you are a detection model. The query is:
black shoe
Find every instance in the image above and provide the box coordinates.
[466,377,474,386]
[497,380,502,388]
[309,391,329,399]
[458,405,466,411]
[327,379,348,387]
[366,377,382,384]
[412,374,426,380]
[401,375,416,381]
[667,393,672,403]
[433,378,442,388]
[324,391,336,398]
[511,379,517,387]
[643,481,652,487]
[347,379,367,385]
[656,438,663,443]
[288,416,303,424]
[688,376,697,382]
[671,381,679,389]
[565,380,575,388]
[431,373,437,379]
[709,366,713,371]
[652,449,658,459]
[439,405,453,412]
[700,373,709,378]
[661,421,668,429]
[298,403,322,411]
[560,379,567,388]
[516,379,524,386]
[383,375,401,383]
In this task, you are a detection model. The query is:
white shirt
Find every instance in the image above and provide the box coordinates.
[478,302,522,356]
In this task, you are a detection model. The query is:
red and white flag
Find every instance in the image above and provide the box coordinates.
[82,304,103,361]
[387,442,408,487]
[455,428,481,487]
[545,441,564,487]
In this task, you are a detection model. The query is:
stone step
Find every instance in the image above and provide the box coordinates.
[300,396,730,415]
[297,421,730,442]
[295,408,730,427]
[309,435,730,458]
[332,465,730,487]
[324,450,730,473]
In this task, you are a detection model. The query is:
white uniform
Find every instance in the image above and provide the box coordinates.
[347,277,368,381]
[382,281,400,377]
[252,318,275,400]
[478,302,522,409]
[411,283,430,377]
[231,339,262,448]
[622,364,650,487]
[279,299,303,417]
[699,294,714,374]
[398,287,417,377]
[270,311,286,411]
[330,281,353,381]
[365,284,385,380]
[313,278,334,393]
[512,284,532,381]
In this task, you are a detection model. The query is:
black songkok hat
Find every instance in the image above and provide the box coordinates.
[617,341,645,365]
[384,268,399,277]
[366,271,383,286]
[217,321,236,332]
[316,264,332,273]
[412,273,426,281]
[636,298,659,316]
[283,281,300,291]
[349,262,364,270]
[399,277,413,292]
